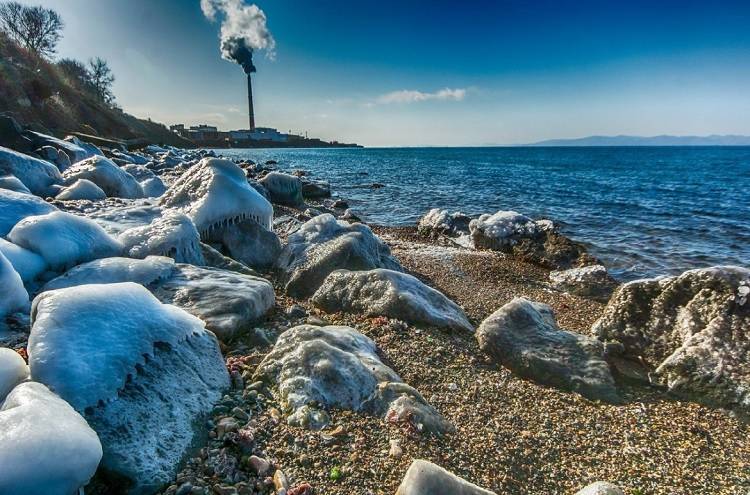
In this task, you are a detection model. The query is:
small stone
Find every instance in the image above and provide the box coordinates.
[305,316,330,326]
[248,455,271,476]
[232,407,250,421]
[286,304,308,319]
[248,381,265,391]
[389,439,403,459]
[273,469,289,491]
[212,486,238,495]
[176,483,193,495]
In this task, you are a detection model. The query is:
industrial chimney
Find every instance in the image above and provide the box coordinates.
[247,73,255,131]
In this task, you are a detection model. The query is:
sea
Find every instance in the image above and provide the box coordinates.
[215,146,750,281]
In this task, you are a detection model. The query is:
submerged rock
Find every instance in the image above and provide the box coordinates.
[592,266,750,413]
[56,178,107,201]
[63,155,143,198]
[28,282,229,494]
[417,208,472,238]
[260,171,304,206]
[0,382,102,495]
[277,214,402,298]
[254,324,450,433]
[550,264,617,301]
[0,188,57,236]
[8,211,122,271]
[311,268,473,332]
[477,297,620,403]
[395,459,497,495]
[0,145,63,196]
[119,211,205,265]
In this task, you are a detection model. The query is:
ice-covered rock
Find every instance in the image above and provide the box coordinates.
[64,135,104,161]
[395,459,497,495]
[469,210,546,249]
[575,482,626,495]
[215,217,281,269]
[121,163,167,197]
[312,268,473,332]
[119,211,205,265]
[0,348,28,400]
[254,324,449,432]
[43,256,176,291]
[550,264,617,301]
[0,238,46,283]
[0,174,31,194]
[28,282,229,492]
[592,266,750,413]
[56,178,107,201]
[0,382,102,495]
[0,188,57,236]
[0,251,28,317]
[477,297,620,403]
[260,171,304,206]
[86,201,163,235]
[8,211,123,271]
[63,155,144,198]
[417,208,472,238]
[25,131,102,164]
[0,145,63,196]
[160,158,273,236]
[153,264,275,340]
[277,214,402,298]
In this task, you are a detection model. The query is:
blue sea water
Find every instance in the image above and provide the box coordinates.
[215,146,750,281]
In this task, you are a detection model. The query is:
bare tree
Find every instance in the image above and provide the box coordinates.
[0,2,63,58]
[88,57,115,105]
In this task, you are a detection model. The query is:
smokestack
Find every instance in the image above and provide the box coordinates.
[247,73,255,130]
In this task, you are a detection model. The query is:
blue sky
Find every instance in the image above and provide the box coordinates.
[28,0,750,146]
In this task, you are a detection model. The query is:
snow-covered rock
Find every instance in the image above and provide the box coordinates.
[119,211,205,265]
[0,251,28,318]
[121,163,166,197]
[277,214,402,298]
[63,155,144,198]
[8,211,122,271]
[28,282,228,492]
[592,266,750,413]
[43,256,176,291]
[0,348,28,401]
[86,201,163,235]
[0,174,31,194]
[25,131,101,164]
[395,459,497,495]
[469,210,547,250]
[64,135,104,161]
[160,158,273,236]
[312,268,473,332]
[417,208,472,238]
[0,145,63,196]
[260,171,304,206]
[550,264,617,301]
[477,297,620,403]
[254,324,450,432]
[0,382,102,495]
[56,178,107,201]
[575,482,626,495]
[0,238,46,283]
[0,188,57,236]
[153,264,275,340]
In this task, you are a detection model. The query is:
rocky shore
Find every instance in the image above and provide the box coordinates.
[0,132,748,495]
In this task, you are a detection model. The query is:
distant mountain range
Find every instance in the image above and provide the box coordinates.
[524,135,750,146]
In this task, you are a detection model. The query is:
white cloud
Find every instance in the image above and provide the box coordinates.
[376,88,467,104]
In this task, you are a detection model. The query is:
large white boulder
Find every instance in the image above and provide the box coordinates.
[593,266,750,413]
[477,297,620,403]
[56,178,107,201]
[119,211,205,265]
[0,251,28,318]
[260,171,304,206]
[0,348,28,401]
[8,211,123,271]
[254,324,450,432]
[63,155,144,198]
[0,145,63,196]
[277,214,402,298]
[43,256,176,291]
[0,238,47,283]
[28,282,229,493]
[312,268,473,332]
[0,382,103,495]
[396,459,497,495]
[0,188,57,236]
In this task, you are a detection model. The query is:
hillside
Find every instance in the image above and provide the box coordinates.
[526,134,750,146]
[0,32,192,148]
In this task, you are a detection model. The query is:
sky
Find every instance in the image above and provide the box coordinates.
[24,0,750,146]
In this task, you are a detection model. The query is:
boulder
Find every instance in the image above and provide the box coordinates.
[301,179,331,199]
[0,238,47,283]
[550,264,617,301]
[0,188,57,236]
[417,208,472,238]
[0,251,29,318]
[63,155,144,198]
[575,482,626,495]
[311,268,473,332]
[277,214,402,298]
[395,459,497,495]
[477,298,620,403]
[0,348,28,401]
[0,174,31,194]
[0,145,63,196]
[8,211,123,271]
[592,266,750,413]
[28,282,229,494]
[121,163,167,197]
[43,256,176,292]
[254,325,450,432]
[119,211,206,265]
[25,131,102,164]
[214,217,282,269]
[56,178,107,201]
[0,382,102,495]
[260,171,304,206]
